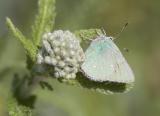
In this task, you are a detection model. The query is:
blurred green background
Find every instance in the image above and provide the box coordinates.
[0,0,160,116]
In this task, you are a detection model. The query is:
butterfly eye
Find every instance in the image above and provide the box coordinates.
[109,37,113,40]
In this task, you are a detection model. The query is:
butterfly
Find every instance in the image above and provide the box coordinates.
[81,34,135,83]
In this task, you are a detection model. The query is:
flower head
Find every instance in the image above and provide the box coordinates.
[37,30,85,79]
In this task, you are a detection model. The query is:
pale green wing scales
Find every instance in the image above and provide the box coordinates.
[81,35,134,83]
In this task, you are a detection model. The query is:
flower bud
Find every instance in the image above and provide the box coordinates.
[37,30,85,79]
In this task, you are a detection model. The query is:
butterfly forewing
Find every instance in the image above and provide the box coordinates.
[81,35,134,83]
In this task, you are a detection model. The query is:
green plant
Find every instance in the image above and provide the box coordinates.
[6,0,132,115]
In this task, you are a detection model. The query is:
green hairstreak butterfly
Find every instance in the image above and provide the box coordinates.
[81,34,134,83]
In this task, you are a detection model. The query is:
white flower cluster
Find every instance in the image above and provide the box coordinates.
[37,30,85,79]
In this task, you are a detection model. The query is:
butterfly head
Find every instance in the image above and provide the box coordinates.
[109,36,114,41]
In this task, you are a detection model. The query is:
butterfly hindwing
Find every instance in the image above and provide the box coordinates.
[81,35,134,83]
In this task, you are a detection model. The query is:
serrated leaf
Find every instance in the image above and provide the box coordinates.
[75,29,103,50]
[32,0,56,47]
[75,29,102,41]
[6,18,37,62]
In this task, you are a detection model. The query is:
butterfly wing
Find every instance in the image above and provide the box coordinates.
[81,36,134,83]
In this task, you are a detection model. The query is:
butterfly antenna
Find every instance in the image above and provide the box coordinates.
[115,22,128,39]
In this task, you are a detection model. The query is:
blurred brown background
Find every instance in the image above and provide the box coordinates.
[0,0,160,116]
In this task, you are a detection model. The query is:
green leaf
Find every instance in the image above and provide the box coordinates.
[8,98,33,116]
[6,18,37,62]
[75,29,103,50]
[75,29,102,41]
[32,0,56,47]
[57,29,133,95]
[59,73,133,95]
